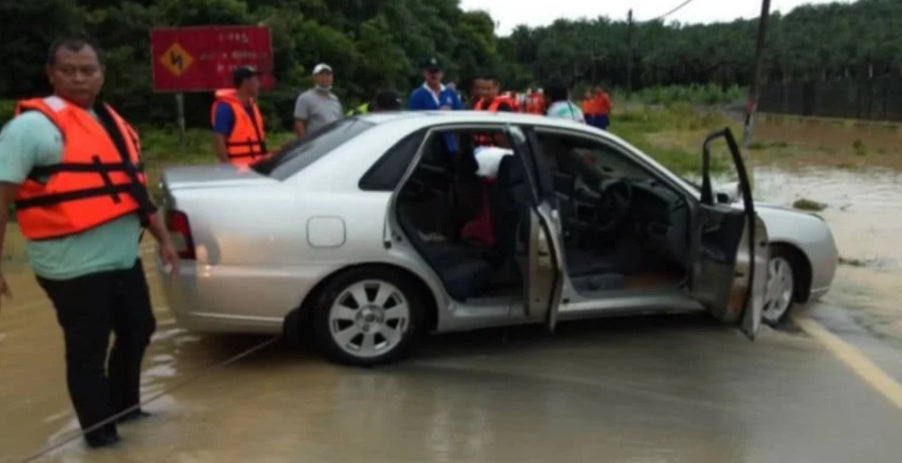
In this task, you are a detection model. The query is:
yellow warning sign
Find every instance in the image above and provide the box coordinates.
[160,42,195,77]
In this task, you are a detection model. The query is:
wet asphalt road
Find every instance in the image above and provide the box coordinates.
[1,254,901,463]
[2,164,902,462]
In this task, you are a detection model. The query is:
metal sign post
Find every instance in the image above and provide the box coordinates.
[175,92,186,151]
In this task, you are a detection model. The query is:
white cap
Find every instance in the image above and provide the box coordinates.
[312,63,333,75]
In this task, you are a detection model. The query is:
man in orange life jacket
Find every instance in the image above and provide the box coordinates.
[473,74,516,113]
[525,88,546,115]
[0,37,179,448]
[211,66,268,165]
[463,73,518,246]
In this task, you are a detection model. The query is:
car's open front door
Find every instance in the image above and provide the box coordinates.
[506,126,564,331]
[690,129,768,339]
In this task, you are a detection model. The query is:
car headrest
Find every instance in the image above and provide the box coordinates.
[497,156,526,186]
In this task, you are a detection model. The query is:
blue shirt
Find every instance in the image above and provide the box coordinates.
[407,84,462,111]
[212,101,255,136]
[408,84,462,154]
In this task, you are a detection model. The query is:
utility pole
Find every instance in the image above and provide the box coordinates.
[742,0,771,149]
[626,9,634,101]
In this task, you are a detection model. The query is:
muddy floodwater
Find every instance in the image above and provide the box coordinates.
[755,165,902,267]
[1,122,902,462]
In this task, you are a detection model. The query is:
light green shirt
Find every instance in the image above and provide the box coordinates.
[0,110,141,280]
[546,101,586,123]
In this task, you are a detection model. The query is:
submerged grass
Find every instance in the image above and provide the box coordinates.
[609,104,902,174]
[609,103,738,175]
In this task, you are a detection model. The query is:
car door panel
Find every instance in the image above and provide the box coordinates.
[505,126,564,329]
[690,128,767,339]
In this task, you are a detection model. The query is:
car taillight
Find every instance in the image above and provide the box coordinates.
[166,210,196,260]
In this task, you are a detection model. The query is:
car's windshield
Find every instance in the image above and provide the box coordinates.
[253,118,375,180]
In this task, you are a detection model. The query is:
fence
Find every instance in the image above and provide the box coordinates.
[758,76,902,122]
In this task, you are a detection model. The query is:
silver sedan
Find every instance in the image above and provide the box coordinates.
[156,111,837,365]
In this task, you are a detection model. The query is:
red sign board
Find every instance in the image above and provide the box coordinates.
[150,26,275,92]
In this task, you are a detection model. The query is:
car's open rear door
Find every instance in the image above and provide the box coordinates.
[689,129,768,339]
[506,126,565,330]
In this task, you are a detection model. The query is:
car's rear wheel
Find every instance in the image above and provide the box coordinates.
[762,247,797,326]
[311,268,423,366]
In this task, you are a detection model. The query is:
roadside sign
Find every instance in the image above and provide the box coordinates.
[150,26,275,92]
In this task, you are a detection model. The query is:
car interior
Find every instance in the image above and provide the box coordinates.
[395,128,531,302]
[394,126,692,303]
[534,131,691,295]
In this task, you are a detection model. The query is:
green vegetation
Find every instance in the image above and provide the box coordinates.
[615,84,746,107]
[511,0,902,90]
[853,139,868,157]
[2,0,901,131]
[0,100,14,126]
[609,104,736,175]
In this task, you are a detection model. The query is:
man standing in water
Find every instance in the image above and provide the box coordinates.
[0,36,179,448]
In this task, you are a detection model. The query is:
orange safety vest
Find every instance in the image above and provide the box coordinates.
[474,95,516,112]
[473,96,517,146]
[594,92,612,115]
[502,92,521,112]
[13,96,153,240]
[211,89,268,165]
[525,93,545,115]
[582,97,598,116]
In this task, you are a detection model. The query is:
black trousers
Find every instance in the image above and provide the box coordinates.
[37,258,156,435]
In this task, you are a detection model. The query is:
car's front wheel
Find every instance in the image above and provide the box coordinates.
[311,268,423,366]
[762,247,798,326]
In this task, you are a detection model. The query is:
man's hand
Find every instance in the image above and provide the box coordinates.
[146,213,180,276]
[0,183,20,315]
[158,240,180,276]
[0,271,12,314]
[294,119,307,139]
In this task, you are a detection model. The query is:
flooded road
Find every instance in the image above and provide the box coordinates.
[2,160,902,461]
[753,165,902,378]
[754,165,902,267]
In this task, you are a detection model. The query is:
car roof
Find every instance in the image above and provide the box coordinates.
[355,110,596,132]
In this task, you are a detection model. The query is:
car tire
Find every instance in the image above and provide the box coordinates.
[762,246,798,326]
[311,268,424,366]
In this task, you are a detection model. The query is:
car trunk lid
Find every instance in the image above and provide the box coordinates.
[161,165,275,191]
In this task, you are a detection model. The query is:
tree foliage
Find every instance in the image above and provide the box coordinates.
[0,0,899,128]
[511,0,902,89]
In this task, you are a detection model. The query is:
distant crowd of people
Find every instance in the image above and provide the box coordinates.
[210,56,614,165]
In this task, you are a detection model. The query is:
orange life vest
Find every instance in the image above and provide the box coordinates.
[582,98,597,115]
[211,89,268,165]
[502,92,521,112]
[594,92,612,115]
[473,96,516,146]
[525,93,545,115]
[474,95,516,112]
[13,96,153,241]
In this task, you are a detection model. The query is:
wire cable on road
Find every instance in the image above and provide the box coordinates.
[646,0,696,22]
[19,334,282,463]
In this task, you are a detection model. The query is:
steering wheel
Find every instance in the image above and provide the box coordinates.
[595,178,633,232]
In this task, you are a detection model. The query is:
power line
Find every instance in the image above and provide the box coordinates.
[645,0,696,22]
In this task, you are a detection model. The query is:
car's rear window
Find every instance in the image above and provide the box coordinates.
[253,118,375,180]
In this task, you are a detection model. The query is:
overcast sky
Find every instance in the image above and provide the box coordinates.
[459,0,852,36]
